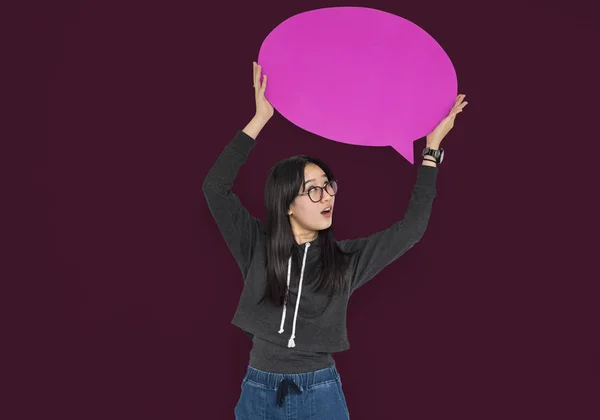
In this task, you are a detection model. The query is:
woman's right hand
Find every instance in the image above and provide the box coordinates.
[253,61,274,122]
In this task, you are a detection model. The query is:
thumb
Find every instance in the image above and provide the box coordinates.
[260,74,267,92]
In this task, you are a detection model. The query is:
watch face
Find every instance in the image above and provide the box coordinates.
[422,148,443,163]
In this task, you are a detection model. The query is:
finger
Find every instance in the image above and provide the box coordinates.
[453,103,466,113]
[261,74,267,91]
[254,64,262,89]
[253,62,256,87]
[448,108,461,118]
[450,101,467,114]
[255,75,267,100]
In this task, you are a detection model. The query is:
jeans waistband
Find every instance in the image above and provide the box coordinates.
[244,364,341,390]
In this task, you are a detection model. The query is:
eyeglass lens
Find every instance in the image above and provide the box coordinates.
[308,181,338,202]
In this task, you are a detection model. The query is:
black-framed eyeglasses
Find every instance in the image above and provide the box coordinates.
[298,180,338,203]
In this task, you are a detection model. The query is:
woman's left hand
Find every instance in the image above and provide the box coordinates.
[426,94,468,148]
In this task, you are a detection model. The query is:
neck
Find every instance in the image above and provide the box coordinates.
[293,230,317,245]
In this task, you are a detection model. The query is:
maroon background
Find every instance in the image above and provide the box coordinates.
[7,0,598,419]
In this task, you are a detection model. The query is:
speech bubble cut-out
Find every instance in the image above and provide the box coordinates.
[257,7,457,164]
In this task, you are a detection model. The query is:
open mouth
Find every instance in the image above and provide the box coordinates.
[321,206,333,217]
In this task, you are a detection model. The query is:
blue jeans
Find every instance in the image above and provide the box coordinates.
[235,365,350,419]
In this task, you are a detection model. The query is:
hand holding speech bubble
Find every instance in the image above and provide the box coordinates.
[257,7,458,163]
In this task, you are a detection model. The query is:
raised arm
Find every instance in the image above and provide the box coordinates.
[338,164,439,292]
[340,93,468,293]
[202,62,274,279]
[202,128,261,279]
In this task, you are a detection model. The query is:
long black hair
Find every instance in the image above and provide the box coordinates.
[259,154,357,307]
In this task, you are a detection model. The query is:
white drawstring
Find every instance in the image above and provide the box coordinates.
[278,257,293,334]
[278,242,311,348]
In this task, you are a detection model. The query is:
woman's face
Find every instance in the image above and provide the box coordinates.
[288,163,336,236]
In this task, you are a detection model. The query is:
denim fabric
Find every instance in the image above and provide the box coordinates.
[234,365,350,419]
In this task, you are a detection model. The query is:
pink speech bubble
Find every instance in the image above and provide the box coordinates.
[257,7,457,163]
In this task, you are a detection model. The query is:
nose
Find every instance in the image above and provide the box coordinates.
[320,192,333,205]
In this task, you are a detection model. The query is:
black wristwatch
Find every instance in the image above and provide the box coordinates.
[422,147,444,164]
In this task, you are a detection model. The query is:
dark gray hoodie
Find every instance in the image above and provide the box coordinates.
[202,130,438,355]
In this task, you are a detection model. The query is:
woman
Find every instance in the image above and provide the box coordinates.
[202,62,467,419]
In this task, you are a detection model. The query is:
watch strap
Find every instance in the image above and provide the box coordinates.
[422,147,443,163]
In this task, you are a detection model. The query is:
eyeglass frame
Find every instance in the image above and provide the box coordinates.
[297,180,338,203]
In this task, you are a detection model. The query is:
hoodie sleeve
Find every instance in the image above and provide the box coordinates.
[202,130,261,280]
[338,165,439,293]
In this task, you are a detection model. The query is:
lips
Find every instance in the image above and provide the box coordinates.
[321,205,333,214]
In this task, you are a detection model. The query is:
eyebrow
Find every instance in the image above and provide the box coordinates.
[304,174,328,186]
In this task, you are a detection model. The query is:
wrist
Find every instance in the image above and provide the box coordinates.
[421,144,444,165]
[243,115,269,140]
[252,114,270,126]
